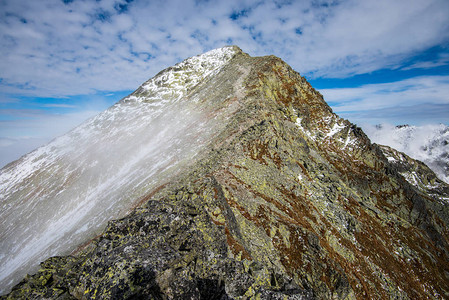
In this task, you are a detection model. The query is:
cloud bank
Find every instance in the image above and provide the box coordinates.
[364,123,449,183]
[1,0,449,96]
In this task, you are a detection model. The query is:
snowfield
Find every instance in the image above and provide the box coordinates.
[0,46,238,294]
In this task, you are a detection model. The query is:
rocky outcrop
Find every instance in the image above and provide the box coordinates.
[379,144,449,197]
[2,47,449,299]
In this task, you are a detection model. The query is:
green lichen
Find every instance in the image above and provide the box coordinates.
[3,47,449,300]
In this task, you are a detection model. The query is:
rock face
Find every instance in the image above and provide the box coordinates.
[2,46,449,299]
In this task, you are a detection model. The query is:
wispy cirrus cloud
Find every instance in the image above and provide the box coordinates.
[321,75,449,124]
[401,53,449,70]
[1,0,449,167]
[1,0,449,97]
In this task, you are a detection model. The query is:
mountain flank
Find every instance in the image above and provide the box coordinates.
[1,46,449,299]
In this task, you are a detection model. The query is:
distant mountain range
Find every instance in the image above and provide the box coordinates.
[365,123,449,184]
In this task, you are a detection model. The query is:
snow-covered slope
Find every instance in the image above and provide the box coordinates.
[364,123,449,184]
[3,46,449,300]
[0,46,239,294]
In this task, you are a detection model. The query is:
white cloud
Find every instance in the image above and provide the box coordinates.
[401,53,449,70]
[321,75,449,116]
[1,0,448,97]
[1,0,449,166]
[364,123,449,183]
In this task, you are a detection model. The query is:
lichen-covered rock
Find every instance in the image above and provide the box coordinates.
[2,47,449,299]
[4,197,311,299]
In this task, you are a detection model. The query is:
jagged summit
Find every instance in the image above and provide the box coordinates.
[1,47,449,299]
[126,45,241,104]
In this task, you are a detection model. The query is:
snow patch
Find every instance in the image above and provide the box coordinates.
[140,47,236,104]
[327,122,345,137]
[343,133,357,149]
[295,117,315,141]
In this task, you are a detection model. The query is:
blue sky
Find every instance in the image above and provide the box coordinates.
[1,0,449,167]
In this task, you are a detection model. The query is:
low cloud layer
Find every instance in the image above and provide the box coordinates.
[364,123,449,183]
[0,109,101,167]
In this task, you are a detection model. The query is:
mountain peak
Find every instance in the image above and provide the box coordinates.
[2,47,449,299]
[128,45,243,104]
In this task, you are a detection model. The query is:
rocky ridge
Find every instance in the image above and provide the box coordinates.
[2,46,449,299]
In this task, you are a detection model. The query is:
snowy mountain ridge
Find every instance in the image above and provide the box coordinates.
[0,46,239,294]
[1,46,449,299]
